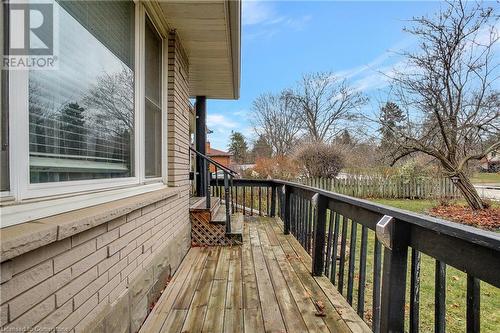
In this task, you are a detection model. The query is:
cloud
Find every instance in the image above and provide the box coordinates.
[243,1,312,40]
[233,109,248,116]
[206,115,255,152]
[243,1,277,26]
[334,38,416,93]
[345,19,500,94]
[207,114,237,129]
[283,15,312,31]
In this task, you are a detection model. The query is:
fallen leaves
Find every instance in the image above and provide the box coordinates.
[429,204,500,230]
[314,300,326,317]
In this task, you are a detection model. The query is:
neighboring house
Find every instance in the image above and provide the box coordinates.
[206,141,232,173]
[0,1,240,332]
[233,163,256,175]
[236,163,256,171]
[480,150,500,172]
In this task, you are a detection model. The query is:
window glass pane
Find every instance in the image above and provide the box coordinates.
[1,2,9,191]
[29,1,135,183]
[144,17,162,178]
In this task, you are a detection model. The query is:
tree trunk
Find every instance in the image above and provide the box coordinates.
[452,172,485,210]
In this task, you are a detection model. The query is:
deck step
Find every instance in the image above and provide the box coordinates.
[227,212,243,236]
[189,196,220,217]
[211,204,227,224]
[210,205,243,240]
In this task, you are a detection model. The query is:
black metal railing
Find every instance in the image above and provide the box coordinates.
[189,147,237,233]
[210,179,276,217]
[228,178,500,332]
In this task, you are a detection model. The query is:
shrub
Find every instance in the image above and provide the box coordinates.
[295,142,344,178]
[393,159,433,183]
[251,156,300,180]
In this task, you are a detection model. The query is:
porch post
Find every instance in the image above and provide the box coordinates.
[311,193,328,276]
[379,220,410,332]
[195,96,207,196]
[283,185,291,235]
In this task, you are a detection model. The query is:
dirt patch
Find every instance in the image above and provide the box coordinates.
[429,204,500,230]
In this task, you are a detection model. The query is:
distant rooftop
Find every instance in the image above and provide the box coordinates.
[206,142,232,157]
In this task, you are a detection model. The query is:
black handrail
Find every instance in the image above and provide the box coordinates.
[189,146,238,177]
[273,179,499,251]
[226,178,500,332]
[190,146,234,233]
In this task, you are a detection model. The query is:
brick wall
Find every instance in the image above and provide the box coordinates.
[0,30,192,333]
[1,195,190,332]
[167,31,191,188]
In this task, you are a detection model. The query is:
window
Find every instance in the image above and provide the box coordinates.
[3,1,168,207]
[144,16,162,178]
[1,2,8,192]
[29,1,135,183]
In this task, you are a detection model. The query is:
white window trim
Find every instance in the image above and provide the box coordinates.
[0,182,169,228]
[143,8,167,183]
[2,2,170,221]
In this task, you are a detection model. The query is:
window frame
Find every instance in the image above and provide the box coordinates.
[4,2,168,203]
[142,9,167,184]
[1,0,10,198]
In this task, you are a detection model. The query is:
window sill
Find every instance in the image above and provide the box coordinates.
[0,184,182,261]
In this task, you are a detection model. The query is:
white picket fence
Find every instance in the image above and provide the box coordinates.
[300,176,461,199]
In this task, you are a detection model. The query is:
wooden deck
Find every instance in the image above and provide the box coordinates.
[140,217,370,333]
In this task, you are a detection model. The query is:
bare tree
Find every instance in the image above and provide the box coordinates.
[83,67,134,135]
[251,91,302,156]
[384,0,499,210]
[291,71,367,142]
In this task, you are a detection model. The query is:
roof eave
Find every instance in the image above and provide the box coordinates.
[228,0,241,100]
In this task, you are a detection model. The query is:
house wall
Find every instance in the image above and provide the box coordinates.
[0,32,191,333]
[209,156,231,173]
[167,31,191,188]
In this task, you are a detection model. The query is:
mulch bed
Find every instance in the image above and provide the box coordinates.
[429,205,500,231]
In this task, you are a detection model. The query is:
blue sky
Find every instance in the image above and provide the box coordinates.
[205,0,489,151]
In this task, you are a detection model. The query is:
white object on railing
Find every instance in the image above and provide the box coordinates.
[376,215,395,250]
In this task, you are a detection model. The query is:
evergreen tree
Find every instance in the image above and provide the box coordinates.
[228,131,248,164]
[252,135,272,159]
[378,102,405,150]
[60,102,86,156]
[29,82,47,154]
[336,129,353,146]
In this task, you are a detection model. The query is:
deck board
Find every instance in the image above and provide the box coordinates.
[139,217,369,333]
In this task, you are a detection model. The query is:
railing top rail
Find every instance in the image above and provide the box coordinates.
[271,179,500,252]
[189,146,238,176]
[229,178,275,186]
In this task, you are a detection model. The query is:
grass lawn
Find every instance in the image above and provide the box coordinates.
[372,198,500,212]
[370,198,438,213]
[471,172,500,184]
[352,198,500,332]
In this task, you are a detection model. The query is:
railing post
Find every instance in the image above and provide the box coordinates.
[230,175,235,214]
[205,159,211,209]
[270,185,277,217]
[283,185,291,235]
[311,193,327,276]
[195,96,206,196]
[377,216,409,332]
[224,172,231,233]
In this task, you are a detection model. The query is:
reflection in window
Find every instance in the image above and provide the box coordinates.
[144,16,162,178]
[29,1,135,183]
